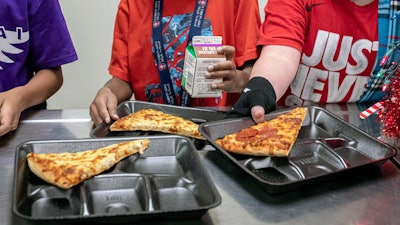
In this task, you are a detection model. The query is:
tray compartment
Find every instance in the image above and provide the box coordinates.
[289,142,347,178]
[198,106,397,194]
[150,176,203,211]
[241,141,348,184]
[31,197,78,218]
[296,123,336,140]
[118,155,185,175]
[332,147,373,165]
[22,186,81,218]
[13,136,221,223]
[117,138,198,182]
[310,108,392,164]
[243,157,304,184]
[83,175,148,215]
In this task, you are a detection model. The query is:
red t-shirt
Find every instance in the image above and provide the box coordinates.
[258,0,378,105]
[109,0,261,107]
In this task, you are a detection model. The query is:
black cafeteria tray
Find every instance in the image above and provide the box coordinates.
[91,100,227,139]
[198,106,397,194]
[13,136,221,224]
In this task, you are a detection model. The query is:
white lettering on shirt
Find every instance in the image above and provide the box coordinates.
[288,29,378,104]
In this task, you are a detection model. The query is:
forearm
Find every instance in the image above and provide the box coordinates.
[104,77,133,103]
[250,45,301,100]
[234,59,255,93]
[14,67,63,111]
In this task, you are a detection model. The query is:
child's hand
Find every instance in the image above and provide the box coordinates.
[205,45,247,93]
[89,87,119,126]
[0,92,22,137]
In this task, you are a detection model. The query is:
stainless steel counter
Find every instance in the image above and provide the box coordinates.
[1,104,399,225]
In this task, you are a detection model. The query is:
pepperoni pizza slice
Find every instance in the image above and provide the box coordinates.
[215,107,307,157]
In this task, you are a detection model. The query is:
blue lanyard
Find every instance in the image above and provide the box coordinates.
[152,0,208,106]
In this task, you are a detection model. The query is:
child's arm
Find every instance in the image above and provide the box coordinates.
[90,77,133,126]
[0,67,63,136]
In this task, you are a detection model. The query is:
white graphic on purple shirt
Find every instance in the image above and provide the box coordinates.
[0,26,29,70]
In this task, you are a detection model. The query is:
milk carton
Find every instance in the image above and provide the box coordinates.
[182,36,225,98]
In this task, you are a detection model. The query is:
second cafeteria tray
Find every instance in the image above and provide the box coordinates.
[198,106,397,194]
[91,100,226,138]
[13,136,221,224]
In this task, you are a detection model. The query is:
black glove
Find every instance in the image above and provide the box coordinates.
[226,77,276,118]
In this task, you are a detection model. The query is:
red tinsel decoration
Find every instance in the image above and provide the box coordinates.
[380,70,400,138]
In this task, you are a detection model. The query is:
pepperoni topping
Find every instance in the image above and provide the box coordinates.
[235,128,258,141]
[258,126,280,139]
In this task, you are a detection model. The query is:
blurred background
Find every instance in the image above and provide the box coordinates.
[48,0,268,109]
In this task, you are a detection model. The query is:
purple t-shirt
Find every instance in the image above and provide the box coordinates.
[0,0,78,92]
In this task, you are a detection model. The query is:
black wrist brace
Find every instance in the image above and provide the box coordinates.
[226,77,277,118]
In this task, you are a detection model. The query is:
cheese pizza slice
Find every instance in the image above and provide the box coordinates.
[109,109,205,140]
[215,107,307,157]
[27,139,150,189]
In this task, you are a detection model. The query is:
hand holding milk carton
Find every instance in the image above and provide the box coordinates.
[182,36,225,98]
